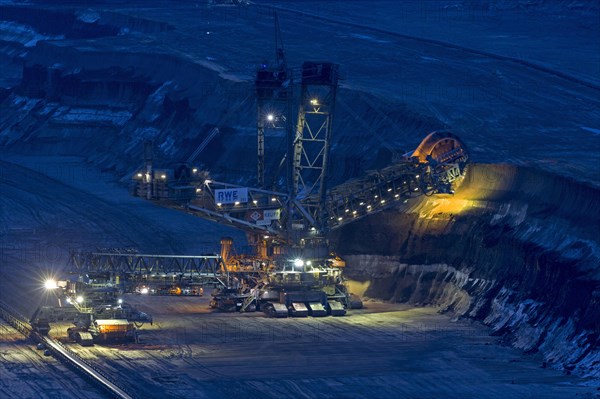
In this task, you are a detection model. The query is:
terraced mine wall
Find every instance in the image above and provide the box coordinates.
[332,164,600,378]
[1,51,439,183]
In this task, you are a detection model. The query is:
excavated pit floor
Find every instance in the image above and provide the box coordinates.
[46,296,593,399]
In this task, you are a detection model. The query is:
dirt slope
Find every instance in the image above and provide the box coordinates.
[332,164,600,377]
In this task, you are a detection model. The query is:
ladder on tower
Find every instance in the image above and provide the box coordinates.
[240,293,257,313]
[240,280,265,312]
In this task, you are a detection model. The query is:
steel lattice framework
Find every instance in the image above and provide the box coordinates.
[69,252,227,279]
[255,11,292,189]
[291,62,339,231]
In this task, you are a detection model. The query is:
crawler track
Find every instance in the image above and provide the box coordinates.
[0,300,135,399]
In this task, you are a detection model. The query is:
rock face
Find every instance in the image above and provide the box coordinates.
[331,163,600,378]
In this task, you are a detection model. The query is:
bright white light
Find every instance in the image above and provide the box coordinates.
[359,202,365,206]
[395,194,400,198]
[217,202,222,207]
[161,174,166,179]
[345,209,349,213]
[271,197,276,202]
[192,168,198,173]
[387,188,392,192]
[205,179,212,184]
[310,98,319,105]
[306,260,312,266]
[264,235,270,239]
[136,173,143,178]
[253,200,258,204]
[338,217,343,221]
[381,200,386,204]
[76,296,84,304]
[293,259,304,268]
[234,201,240,205]
[140,287,149,295]
[66,297,72,304]
[44,279,58,290]
[267,114,274,122]
[196,188,201,193]
[118,299,123,304]
[352,210,357,215]
[416,175,420,178]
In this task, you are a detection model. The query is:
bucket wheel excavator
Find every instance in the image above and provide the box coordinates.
[126,13,470,317]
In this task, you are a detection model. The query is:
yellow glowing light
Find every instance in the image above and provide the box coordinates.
[423,198,474,217]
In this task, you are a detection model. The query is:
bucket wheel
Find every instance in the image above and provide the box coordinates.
[412,131,468,165]
[413,131,469,193]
